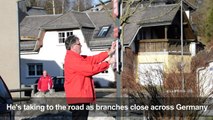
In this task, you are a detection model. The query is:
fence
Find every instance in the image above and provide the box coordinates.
[9,84,116,102]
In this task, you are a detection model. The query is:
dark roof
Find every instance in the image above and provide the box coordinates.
[87,11,115,48]
[18,1,47,22]
[20,15,60,38]
[18,0,29,13]
[18,0,29,23]
[183,0,197,12]
[41,11,94,30]
[81,27,94,48]
[20,11,95,52]
[27,7,47,15]
[136,4,179,26]
[127,4,179,45]
[87,4,180,48]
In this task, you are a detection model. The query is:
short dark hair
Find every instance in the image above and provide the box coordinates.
[65,35,79,50]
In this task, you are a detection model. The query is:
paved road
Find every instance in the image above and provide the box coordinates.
[14,91,116,120]
[15,111,115,120]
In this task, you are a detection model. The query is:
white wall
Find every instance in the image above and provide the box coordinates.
[185,10,190,19]
[190,42,196,56]
[0,0,20,95]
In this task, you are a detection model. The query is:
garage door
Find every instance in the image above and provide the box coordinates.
[138,63,163,85]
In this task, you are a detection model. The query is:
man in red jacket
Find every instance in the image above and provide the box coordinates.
[37,70,53,93]
[64,35,115,120]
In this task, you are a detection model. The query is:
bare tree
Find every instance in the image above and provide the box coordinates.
[27,0,72,14]
[192,0,213,45]
[123,54,212,119]
[72,0,93,11]
[45,0,65,14]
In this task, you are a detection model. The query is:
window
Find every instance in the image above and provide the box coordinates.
[97,26,111,37]
[141,27,165,39]
[27,63,43,76]
[58,31,73,43]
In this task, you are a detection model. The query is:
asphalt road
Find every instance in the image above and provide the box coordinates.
[14,91,116,120]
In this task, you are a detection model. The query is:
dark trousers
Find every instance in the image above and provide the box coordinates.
[69,103,89,120]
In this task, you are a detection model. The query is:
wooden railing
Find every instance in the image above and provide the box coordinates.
[9,87,33,102]
[9,87,33,93]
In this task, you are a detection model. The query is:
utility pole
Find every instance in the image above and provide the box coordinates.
[180,0,185,91]
[113,0,123,119]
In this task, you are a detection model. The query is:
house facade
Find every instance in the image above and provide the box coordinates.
[134,4,197,85]
[87,1,201,86]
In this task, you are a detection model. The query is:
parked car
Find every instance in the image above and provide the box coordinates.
[35,76,64,92]
[0,76,14,120]
[52,76,64,92]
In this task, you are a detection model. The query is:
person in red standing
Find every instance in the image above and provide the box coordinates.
[64,35,116,120]
[37,70,53,93]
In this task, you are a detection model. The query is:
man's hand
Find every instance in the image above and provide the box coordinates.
[108,41,116,56]
[107,56,116,64]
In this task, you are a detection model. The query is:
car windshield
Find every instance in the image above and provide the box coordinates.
[0,77,11,104]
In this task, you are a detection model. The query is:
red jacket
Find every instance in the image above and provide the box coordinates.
[37,75,53,92]
[64,50,109,104]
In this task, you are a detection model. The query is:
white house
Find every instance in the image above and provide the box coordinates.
[20,11,115,87]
